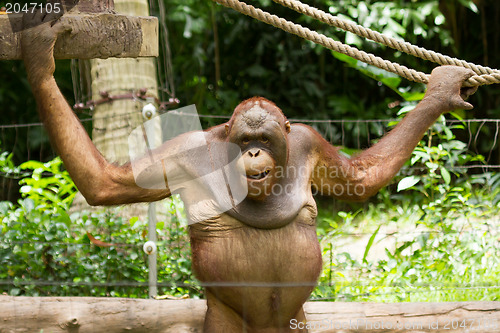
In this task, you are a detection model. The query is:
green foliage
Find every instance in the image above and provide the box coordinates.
[1,127,498,302]
[157,196,201,297]
[0,150,17,173]
[328,0,450,45]
[315,192,500,302]
[362,224,380,264]
[164,0,453,122]
[0,60,73,163]
[0,155,199,299]
[314,51,499,302]
[18,158,77,210]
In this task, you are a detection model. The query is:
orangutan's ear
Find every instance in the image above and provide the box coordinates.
[285,121,291,133]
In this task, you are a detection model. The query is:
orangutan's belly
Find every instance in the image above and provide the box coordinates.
[189,206,322,326]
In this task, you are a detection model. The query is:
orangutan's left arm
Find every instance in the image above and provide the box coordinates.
[311,66,477,201]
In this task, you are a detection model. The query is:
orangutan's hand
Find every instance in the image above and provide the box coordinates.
[21,10,70,85]
[424,66,477,113]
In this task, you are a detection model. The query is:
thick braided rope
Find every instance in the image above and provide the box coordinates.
[213,0,500,86]
[214,0,428,83]
[274,0,500,77]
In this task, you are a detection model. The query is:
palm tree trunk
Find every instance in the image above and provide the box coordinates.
[71,0,161,219]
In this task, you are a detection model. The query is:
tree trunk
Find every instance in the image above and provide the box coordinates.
[91,0,158,168]
[71,0,162,219]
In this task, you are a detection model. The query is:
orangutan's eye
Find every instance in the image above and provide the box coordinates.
[242,137,250,144]
[261,136,269,144]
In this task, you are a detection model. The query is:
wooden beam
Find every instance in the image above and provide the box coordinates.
[304,301,500,332]
[0,13,158,59]
[71,0,115,13]
[0,296,498,332]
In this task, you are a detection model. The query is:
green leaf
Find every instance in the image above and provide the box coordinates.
[363,225,381,263]
[395,241,414,255]
[401,91,425,101]
[129,216,139,227]
[397,105,416,116]
[397,176,420,192]
[443,125,454,140]
[19,160,44,170]
[332,51,358,67]
[345,32,364,47]
[0,201,13,214]
[457,0,479,13]
[10,288,20,296]
[440,166,451,185]
[22,198,35,212]
[19,185,32,194]
[410,154,422,165]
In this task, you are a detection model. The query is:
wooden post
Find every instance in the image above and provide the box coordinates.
[68,0,164,221]
[148,202,158,298]
[0,0,158,59]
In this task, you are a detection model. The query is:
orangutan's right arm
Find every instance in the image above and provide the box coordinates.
[22,13,171,205]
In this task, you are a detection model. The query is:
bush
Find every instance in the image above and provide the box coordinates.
[0,156,200,298]
[314,116,500,302]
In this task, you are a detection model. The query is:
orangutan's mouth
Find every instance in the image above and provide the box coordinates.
[247,169,271,180]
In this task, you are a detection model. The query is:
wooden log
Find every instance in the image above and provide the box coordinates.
[0,296,206,333]
[0,296,498,332]
[0,13,158,59]
[303,301,500,332]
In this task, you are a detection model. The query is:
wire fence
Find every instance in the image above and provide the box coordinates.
[1,113,499,160]
[0,112,499,301]
[0,278,498,290]
[0,212,498,300]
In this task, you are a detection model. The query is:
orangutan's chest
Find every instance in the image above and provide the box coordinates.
[189,203,321,283]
